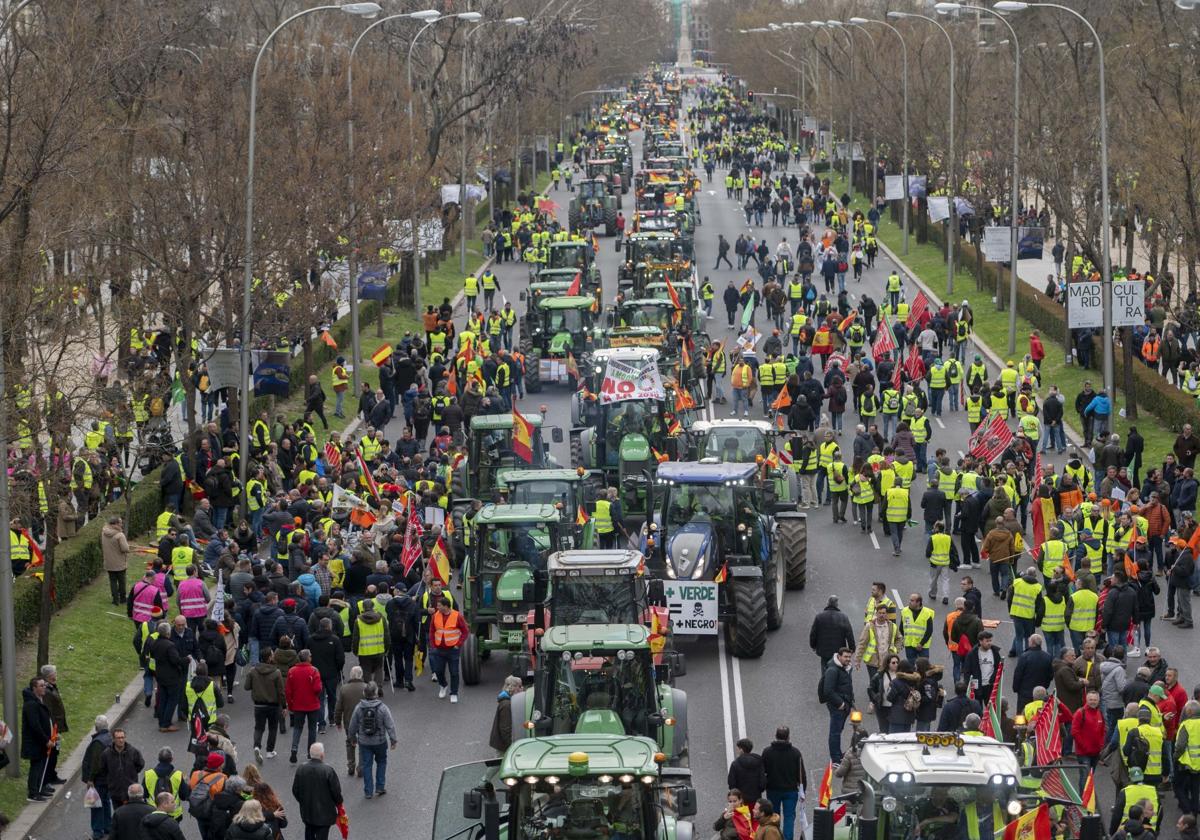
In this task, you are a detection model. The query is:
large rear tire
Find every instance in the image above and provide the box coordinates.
[778,514,808,590]
[764,545,784,632]
[725,580,767,659]
[604,207,618,237]
[525,352,542,393]
[461,632,482,686]
[568,206,581,231]
[570,430,584,467]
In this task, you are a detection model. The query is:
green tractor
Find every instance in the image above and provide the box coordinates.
[642,461,808,658]
[450,412,560,502]
[585,157,627,197]
[496,468,606,530]
[509,624,689,766]
[459,503,569,686]
[642,281,703,334]
[567,178,619,236]
[519,295,599,393]
[436,734,698,840]
[618,231,690,289]
[687,419,804,513]
[533,240,601,290]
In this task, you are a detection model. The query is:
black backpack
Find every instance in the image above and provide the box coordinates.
[817,668,829,704]
[188,772,219,819]
[360,704,380,737]
[1124,727,1150,770]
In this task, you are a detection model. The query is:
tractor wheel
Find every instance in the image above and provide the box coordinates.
[568,206,581,231]
[450,506,467,568]
[525,352,542,393]
[570,429,585,468]
[461,632,482,686]
[778,514,808,590]
[451,460,467,499]
[764,543,784,632]
[604,207,618,237]
[726,580,767,659]
[519,330,532,360]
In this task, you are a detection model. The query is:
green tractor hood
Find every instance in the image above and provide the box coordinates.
[497,563,535,602]
[619,433,650,462]
[576,709,626,736]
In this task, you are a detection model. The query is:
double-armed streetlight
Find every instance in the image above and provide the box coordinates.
[238,2,382,503]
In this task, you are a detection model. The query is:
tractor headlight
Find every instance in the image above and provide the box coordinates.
[881,796,898,813]
[1007,801,1022,817]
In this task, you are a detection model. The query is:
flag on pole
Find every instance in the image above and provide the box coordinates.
[903,346,926,382]
[907,290,929,328]
[566,351,580,383]
[566,271,582,296]
[371,344,393,366]
[1029,496,1060,565]
[1033,452,1044,489]
[665,276,683,310]
[968,413,1015,463]
[429,536,452,585]
[512,407,534,463]
[355,449,380,500]
[891,361,903,392]
[1081,770,1097,812]
[320,330,338,349]
[771,387,792,411]
[817,761,848,822]
[837,310,858,334]
[324,442,341,469]
[576,505,589,526]
[739,278,755,294]
[979,660,1005,737]
[211,571,226,623]
[1002,802,1052,840]
[740,297,755,330]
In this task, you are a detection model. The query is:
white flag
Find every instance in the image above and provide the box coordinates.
[211,570,225,624]
[332,484,366,512]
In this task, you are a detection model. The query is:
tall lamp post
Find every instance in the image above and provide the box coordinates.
[994,1,1113,400]
[849,16,909,255]
[0,0,41,778]
[237,2,382,506]
[406,10,482,315]
[936,3,1022,354]
[346,8,439,396]
[825,21,862,192]
[889,10,956,296]
[460,16,527,272]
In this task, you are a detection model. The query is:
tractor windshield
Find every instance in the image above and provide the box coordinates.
[551,576,640,625]
[618,304,672,331]
[628,238,678,263]
[513,778,650,840]
[478,427,547,468]
[549,245,588,270]
[579,181,605,200]
[603,402,660,446]
[703,428,768,462]
[483,520,555,573]
[537,649,658,736]
[508,479,576,509]
[871,785,1016,840]
[543,306,587,335]
[664,484,733,525]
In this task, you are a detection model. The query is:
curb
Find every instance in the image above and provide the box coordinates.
[874,236,1089,457]
[12,670,146,840]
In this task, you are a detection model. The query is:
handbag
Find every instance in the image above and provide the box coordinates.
[838,260,849,273]
[235,645,249,667]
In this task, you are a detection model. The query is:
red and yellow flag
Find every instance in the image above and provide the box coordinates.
[576,505,589,526]
[1081,770,1096,812]
[512,407,534,463]
[567,351,580,383]
[837,310,858,334]
[665,276,682,310]
[667,417,683,436]
[430,536,452,586]
[651,447,670,464]
[371,344,392,366]
[1003,803,1051,840]
[675,390,696,411]
[817,761,848,821]
[714,563,728,584]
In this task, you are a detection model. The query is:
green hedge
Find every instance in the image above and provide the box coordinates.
[14,467,162,639]
[811,160,830,174]
[944,232,1197,434]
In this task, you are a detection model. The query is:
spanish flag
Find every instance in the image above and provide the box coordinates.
[567,351,580,383]
[1081,770,1096,812]
[714,563,728,584]
[429,536,452,586]
[665,276,682,310]
[818,761,847,821]
[512,407,534,463]
[837,310,858,333]
[667,417,683,436]
[680,340,692,370]
[739,278,755,294]
[675,390,696,411]
[1002,802,1051,840]
[651,447,670,464]
[576,505,589,526]
[371,343,393,366]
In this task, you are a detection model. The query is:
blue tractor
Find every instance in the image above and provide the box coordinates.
[641,461,806,658]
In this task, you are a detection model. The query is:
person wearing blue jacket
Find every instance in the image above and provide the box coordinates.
[1084,389,1112,438]
[296,573,321,611]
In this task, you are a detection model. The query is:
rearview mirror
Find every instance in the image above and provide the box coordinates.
[551,426,564,444]
[510,652,532,678]
[463,790,483,820]
[647,579,665,605]
[519,290,527,301]
[522,580,537,603]
[669,650,687,678]
[675,786,698,818]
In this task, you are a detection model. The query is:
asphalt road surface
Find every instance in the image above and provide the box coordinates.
[38,101,1200,840]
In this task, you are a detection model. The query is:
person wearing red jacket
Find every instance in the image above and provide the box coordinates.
[284,650,323,765]
[1071,689,1107,787]
[1029,331,1045,373]
[429,596,470,704]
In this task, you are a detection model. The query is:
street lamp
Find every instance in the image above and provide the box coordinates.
[825,22,857,191]
[346,10,445,394]
[405,11,483,316]
[994,0,1115,399]
[890,9,957,296]
[238,1,382,508]
[460,17,527,271]
[937,1,1022,354]
[850,16,909,255]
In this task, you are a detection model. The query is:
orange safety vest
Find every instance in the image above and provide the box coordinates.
[432,609,465,647]
[945,610,962,654]
[1143,339,1160,363]
[731,364,753,389]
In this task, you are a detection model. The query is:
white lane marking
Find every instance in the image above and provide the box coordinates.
[957,450,966,459]
[717,632,736,768]
[870,531,880,551]
[935,418,946,430]
[893,588,905,612]
[730,645,748,740]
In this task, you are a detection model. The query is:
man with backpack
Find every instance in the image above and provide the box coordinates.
[386,584,420,692]
[186,752,227,840]
[347,683,398,799]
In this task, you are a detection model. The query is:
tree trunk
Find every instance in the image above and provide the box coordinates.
[1124,221,1135,272]
[1122,326,1137,421]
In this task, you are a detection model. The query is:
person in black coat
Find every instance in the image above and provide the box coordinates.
[291,744,343,839]
[822,649,856,763]
[309,618,345,725]
[386,585,421,690]
[110,784,154,840]
[808,596,856,669]
[158,454,184,513]
[208,776,248,840]
[937,681,983,732]
[762,726,808,838]
[727,739,767,806]
[142,797,187,840]
[1012,633,1055,708]
[147,627,187,731]
[962,630,1001,705]
[22,678,54,800]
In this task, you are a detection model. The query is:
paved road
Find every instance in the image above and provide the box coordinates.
[38,90,1200,840]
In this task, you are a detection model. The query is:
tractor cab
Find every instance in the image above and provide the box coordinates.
[511,625,686,764]
[613,298,679,333]
[812,733,1030,840]
[452,412,556,501]
[687,420,801,508]
[585,158,626,195]
[619,232,688,287]
[436,735,697,840]
[546,241,599,280]
[520,296,598,392]
[568,178,619,236]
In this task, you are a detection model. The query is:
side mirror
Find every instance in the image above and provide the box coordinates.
[522,580,537,603]
[519,290,527,301]
[675,786,698,818]
[647,578,665,605]
[551,426,564,444]
[463,789,483,820]
[669,650,687,678]
[511,652,532,678]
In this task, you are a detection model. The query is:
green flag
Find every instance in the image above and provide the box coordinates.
[740,296,754,330]
[171,375,185,405]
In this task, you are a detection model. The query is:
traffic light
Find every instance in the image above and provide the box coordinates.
[747,90,755,102]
